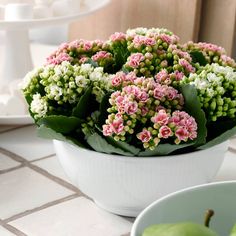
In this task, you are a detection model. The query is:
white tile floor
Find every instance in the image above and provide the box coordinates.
[0,126,54,161]
[10,197,132,236]
[0,125,133,236]
[0,153,20,171]
[33,156,71,183]
[1,125,236,236]
[0,226,15,236]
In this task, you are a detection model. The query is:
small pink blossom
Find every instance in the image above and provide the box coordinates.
[123,85,140,96]
[79,56,89,64]
[110,32,126,42]
[94,39,104,47]
[153,85,165,100]
[69,40,80,49]
[151,109,170,125]
[125,72,137,83]
[137,130,152,143]
[111,118,124,134]
[111,72,126,87]
[58,42,69,51]
[198,42,225,54]
[124,101,138,115]
[137,91,149,102]
[102,124,113,136]
[159,34,177,44]
[127,53,145,68]
[166,87,178,100]
[155,105,166,112]
[141,106,149,116]
[220,55,236,67]
[175,127,189,141]
[174,71,184,81]
[155,70,171,84]
[46,53,71,65]
[116,95,124,105]
[179,58,195,73]
[111,91,121,99]
[144,37,156,46]
[82,40,93,51]
[92,51,111,61]
[159,125,173,139]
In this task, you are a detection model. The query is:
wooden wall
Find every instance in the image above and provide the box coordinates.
[199,0,236,56]
[69,0,236,57]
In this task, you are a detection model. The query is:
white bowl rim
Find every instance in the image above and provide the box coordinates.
[131,180,236,236]
[53,139,228,160]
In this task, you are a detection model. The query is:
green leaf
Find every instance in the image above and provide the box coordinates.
[72,85,92,119]
[112,44,130,70]
[37,125,85,148]
[86,132,134,156]
[106,136,141,155]
[38,115,82,134]
[97,92,112,127]
[180,84,207,147]
[85,59,98,67]
[198,119,236,149]
[190,50,207,66]
[138,142,195,157]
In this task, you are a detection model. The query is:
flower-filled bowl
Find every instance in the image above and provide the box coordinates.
[54,140,227,217]
[22,27,236,216]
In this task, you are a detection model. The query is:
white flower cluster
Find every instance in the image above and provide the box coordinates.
[22,62,112,119]
[30,94,48,119]
[126,27,173,37]
[182,63,236,121]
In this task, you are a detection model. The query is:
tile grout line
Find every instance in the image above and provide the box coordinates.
[0,148,27,164]
[228,147,236,154]
[0,164,24,175]
[4,194,79,224]
[0,147,86,196]
[30,153,56,163]
[0,219,27,236]
[28,162,86,196]
[0,125,33,135]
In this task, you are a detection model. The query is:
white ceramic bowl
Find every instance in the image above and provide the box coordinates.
[53,140,228,217]
[131,181,236,236]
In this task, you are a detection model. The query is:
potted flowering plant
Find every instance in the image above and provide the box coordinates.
[22,27,236,216]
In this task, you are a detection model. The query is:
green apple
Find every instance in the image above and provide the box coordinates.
[142,222,218,236]
[230,224,236,236]
[142,209,218,236]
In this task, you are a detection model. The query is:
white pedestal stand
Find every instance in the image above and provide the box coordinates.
[0,0,110,91]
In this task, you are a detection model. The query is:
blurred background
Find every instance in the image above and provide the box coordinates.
[69,0,236,58]
[0,0,235,57]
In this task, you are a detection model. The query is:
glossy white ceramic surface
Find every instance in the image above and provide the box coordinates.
[54,140,228,217]
[131,181,236,236]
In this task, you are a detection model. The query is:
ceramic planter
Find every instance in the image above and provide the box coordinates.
[53,140,228,217]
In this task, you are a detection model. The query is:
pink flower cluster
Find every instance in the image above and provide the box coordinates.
[46,52,72,65]
[46,39,108,65]
[92,51,113,61]
[179,59,195,73]
[133,35,156,48]
[183,41,236,68]
[220,55,236,68]
[137,109,197,148]
[103,73,186,146]
[197,42,226,55]
[124,30,195,78]
[155,69,184,85]
[126,53,145,69]
[109,32,126,42]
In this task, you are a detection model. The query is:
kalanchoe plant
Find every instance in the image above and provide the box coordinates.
[22,27,236,157]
